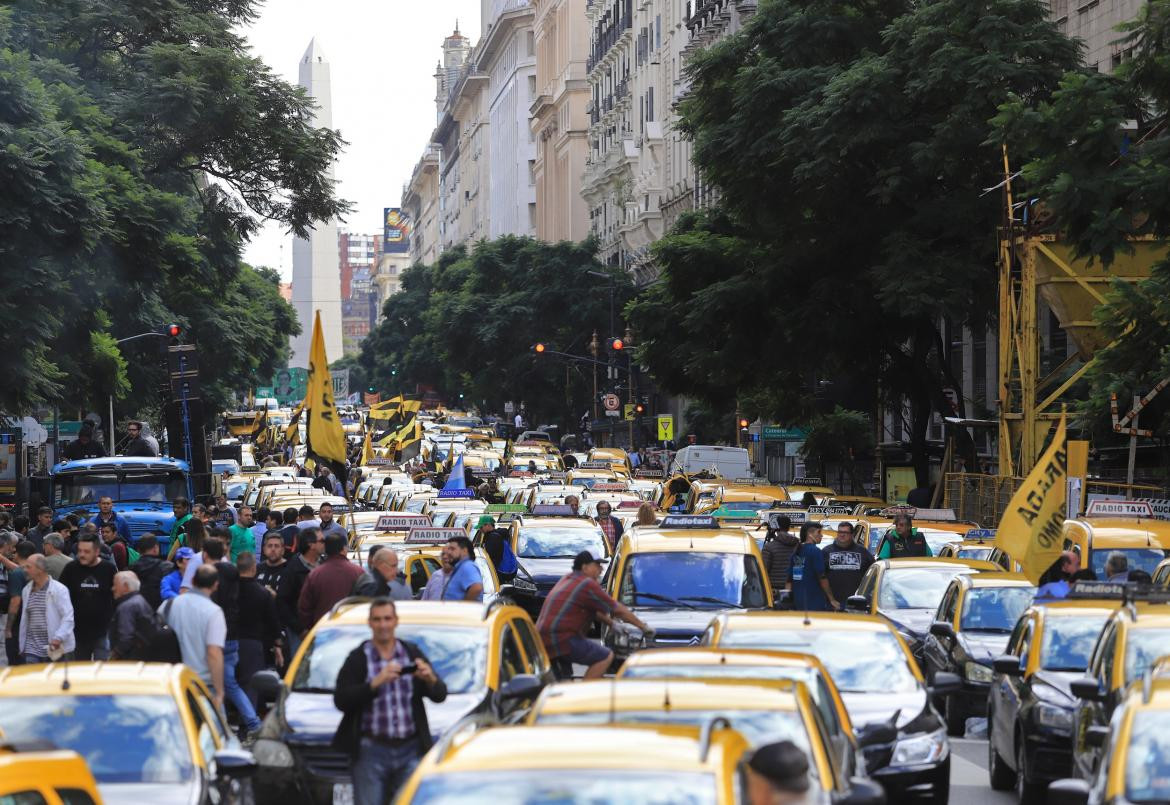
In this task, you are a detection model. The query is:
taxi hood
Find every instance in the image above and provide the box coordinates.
[881,608,936,639]
[1030,670,1079,703]
[633,607,739,642]
[98,781,200,805]
[958,631,1012,664]
[283,690,485,742]
[842,688,932,730]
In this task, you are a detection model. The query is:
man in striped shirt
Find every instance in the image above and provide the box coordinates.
[535,550,652,679]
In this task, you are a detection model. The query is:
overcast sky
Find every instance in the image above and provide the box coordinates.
[241,0,482,278]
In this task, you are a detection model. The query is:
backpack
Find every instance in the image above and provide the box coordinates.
[126,541,141,564]
[144,599,183,663]
[499,537,518,575]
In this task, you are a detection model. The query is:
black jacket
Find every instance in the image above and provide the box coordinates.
[212,561,241,641]
[129,555,172,609]
[276,554,313,632]
[331,639,447,757]
[123,436,157,457]
[108,592,155,660]
[237,577,281,648]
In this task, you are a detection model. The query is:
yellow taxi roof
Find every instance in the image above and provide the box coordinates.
[518,516,598,529]
[719,610,894,633]
[962,571,1033,588]
[625,528,758,555]
[785,485,836,496]
[325,599,501,627]
[882,557,1002,572]
[621,647,830,672]
[1071,517,1170,548]
[1032,599,1122,616]
[590,448,629,459]
[0,661,189,695]
[1125,602,1170,625]
[535,678,802,715]
[431,724,747,773]
[719,488,786,503]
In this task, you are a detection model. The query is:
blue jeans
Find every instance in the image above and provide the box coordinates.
[352,737,419,805]
[222,640,261,732]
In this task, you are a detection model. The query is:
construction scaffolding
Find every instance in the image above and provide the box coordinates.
[944,472,1169,526]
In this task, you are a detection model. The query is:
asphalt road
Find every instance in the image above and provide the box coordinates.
[950,737,1017,805]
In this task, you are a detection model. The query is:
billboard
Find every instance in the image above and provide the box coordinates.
[383,208,411,254]
[271,367,308,407]
[331,368,350,400]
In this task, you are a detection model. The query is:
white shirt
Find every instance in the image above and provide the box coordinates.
[18,578,75,656]
[514,414,523,428]
[161,589,226,688]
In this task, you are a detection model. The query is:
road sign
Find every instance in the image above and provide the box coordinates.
[605,409,620,418]
[763,426,807,441]
[603,393,620,411]
[657,415,674,442]
[504,401,514,414]
[624,403,635,421]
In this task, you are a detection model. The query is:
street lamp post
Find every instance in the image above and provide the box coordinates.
[626,327,635,450]
[589,330,600,423]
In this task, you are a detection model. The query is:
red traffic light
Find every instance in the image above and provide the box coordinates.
[610,338,624,351]
[166,324,182,338]
[635,403,645,414]
[739,418,749,429]
[534,343,546,354]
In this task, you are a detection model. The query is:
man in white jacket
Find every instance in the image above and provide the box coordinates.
[18,554,75,664]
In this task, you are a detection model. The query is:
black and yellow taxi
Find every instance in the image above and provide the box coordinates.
[782,477,837,505]
[499,504,610,605]
[846,557,1001,665]
[0,744,102,805]
[602,514,772,661]
[922,572,1036,734]
[986,589,1121,799]
[1048,658,1170,805]
[615,648,857,774]
[1061,502,1170,579]
[396,722,752,804]
[251,599,550,805]
[0,662,256,805]
[1153,557,1170,587]
[524,677,882,802]
[1068,585,1170,782]
[935,528,998,562]
[701,610,959,802]
[587,446,632,474]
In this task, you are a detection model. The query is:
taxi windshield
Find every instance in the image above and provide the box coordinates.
[1039,614,1110,671]
[292,624,487,694]
[957,547,993,561]
[0,694,195,783]
[404,497,430,513]
[879,567,968,611]
[619,552,767,609]
[224,481,250,500]
[1125,628,1170,683]
[959,587,1035,632]
[1125,710,1170,803]
[1091,548,1170,579]
[535,709,809,750]
[517,527,607,559]
[718,628,919,694]
[409,769,717,804]
[718,501,773,511]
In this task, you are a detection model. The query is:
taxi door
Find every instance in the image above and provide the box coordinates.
[1074,619,1119,779]
[405,554,442,597]
[185,679,232,773]
[989,613,1033,763]
[923,581,961,683]
[493,615,545,721]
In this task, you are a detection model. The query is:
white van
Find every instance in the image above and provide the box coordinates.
[668,445,752,479]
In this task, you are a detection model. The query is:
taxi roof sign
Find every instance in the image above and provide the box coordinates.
[633,468,664,478]
[791,477,822,486]
[767,511,807,528]
[808,505,853,517]
[660,515,718,529]
[588,482,630,492]
[404,527,467,544]
[437,488,476,499]
[771,501,807,510]
[965,528,996,540]
[1086,500,1154,518]
[617,501,643,509]
[375,514,433,531]
[578,460,614,469]
[530,504,576,516]
[484,503,528,514]
[878,505,917,518]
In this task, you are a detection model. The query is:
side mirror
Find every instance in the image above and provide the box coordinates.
[839,777,887,805]
[1070,677,1102,701]
[929,621,956,641]
[1085,725,1109,748]
[930,671,962,696]
[250,669,285,704]
[855,720,898,748]
[774,589,792,610]
[1046,778,1090,805]
[993,655,1023,676]
[499,673,544,703]
[213,748,258,780]
[846,595,870,612]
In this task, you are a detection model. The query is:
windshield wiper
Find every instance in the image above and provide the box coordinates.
[679,595,741,608]
[631,592,699,609]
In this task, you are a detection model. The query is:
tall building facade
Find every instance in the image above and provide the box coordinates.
[1049,0,1142,71]
[531,0,592,242]
[403,144,441,267]
[289,38,343,366]
[339,232,380,355]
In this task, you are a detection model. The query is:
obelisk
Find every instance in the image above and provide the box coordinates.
[289,38,343,367]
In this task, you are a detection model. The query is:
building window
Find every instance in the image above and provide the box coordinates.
[527,30,535,56]
[528,74,537,99]
[647,86,654,122]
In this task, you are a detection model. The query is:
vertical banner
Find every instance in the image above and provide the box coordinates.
[994,415,1068,584]
[304,311,348,483]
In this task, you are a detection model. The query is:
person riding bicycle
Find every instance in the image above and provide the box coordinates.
[535,550,653,680]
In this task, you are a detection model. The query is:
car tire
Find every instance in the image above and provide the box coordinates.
[1015,734,1044,804]
[944,695,966,737]
[988,722,1016,791]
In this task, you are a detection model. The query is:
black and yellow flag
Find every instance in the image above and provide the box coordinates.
[304,310,348,485]
[994,415,1068,584]
[285,401,304,447]
[250,407,268,444]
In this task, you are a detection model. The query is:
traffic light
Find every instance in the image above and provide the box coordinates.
[159,323,182,339]
[609,337,624,351]
[367,385,376,394]
[635,403,645,415]
[739,418,749,429]
[390,367,397,376]
[534,343,546,354]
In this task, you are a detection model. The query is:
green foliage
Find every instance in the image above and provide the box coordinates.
[0,0,341,415]
[360,237,629,425]
[800,407,874,467]
[630,0,1080,483]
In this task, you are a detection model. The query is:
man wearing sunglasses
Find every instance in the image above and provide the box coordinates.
[122,421,157,457]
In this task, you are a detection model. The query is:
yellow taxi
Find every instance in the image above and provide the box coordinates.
[395,722,752,804]
[565,464,620,486]
[587,446,632,474]
[697,480,789,516]
[783,477,837,505]
[1061,507,1170,579]
[1154,557,1170,587]
[986,591,1121,797]
[0,746,102,805]
[935,528,998,562]
[0,663,255,804]
[252,600,550,804]
[1048,658,1170,805]
[500,507,609,603]
[1069,587,1170,780]
[525,677,873,793]
[700,610,959,802]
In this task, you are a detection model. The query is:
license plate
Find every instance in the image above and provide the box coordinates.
[333,783,354,805]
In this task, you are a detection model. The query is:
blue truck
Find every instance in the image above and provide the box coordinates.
[47,456,191,551]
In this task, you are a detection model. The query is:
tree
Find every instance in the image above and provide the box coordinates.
[0,1,343,415]
[628,0,1080,484]
[800,407,875,491]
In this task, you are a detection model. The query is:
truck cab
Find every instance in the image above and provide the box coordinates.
[47,456,191,549]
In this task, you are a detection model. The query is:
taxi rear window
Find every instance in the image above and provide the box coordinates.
[409,770,718,805]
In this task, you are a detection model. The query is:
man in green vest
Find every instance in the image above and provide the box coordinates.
[877,513,932,559]
[166,497,193,560]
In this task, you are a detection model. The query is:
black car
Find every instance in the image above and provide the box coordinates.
[502,516,611,610]
[986,600,1113,801]
[922,574,1035,734]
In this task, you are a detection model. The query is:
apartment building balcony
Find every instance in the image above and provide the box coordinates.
[586,0,634,75]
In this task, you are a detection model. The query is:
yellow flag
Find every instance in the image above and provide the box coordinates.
[285,400,304,446]
[368,395,404,420]
[304,310,348,475]
[994,415,1068,584]
[360,431,374,466]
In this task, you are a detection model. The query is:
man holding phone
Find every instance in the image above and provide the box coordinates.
[332,598,447,805]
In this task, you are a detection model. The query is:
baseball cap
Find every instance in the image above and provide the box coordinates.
[475,515,496,529]
[175,547,195,561]
[572,550,604,571]
[747,741,810,793]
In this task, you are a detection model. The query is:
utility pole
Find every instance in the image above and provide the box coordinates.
[626,327,635,450]
[590,330,600,424]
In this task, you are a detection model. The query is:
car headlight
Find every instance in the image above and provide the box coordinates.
[610,624,644,650]
[964,661,993,683]
[251,738,294,768]
[1034,703,1073,733]
[891,727,948,766]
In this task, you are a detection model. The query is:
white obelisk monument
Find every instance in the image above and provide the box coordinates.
[289,38,343,367]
